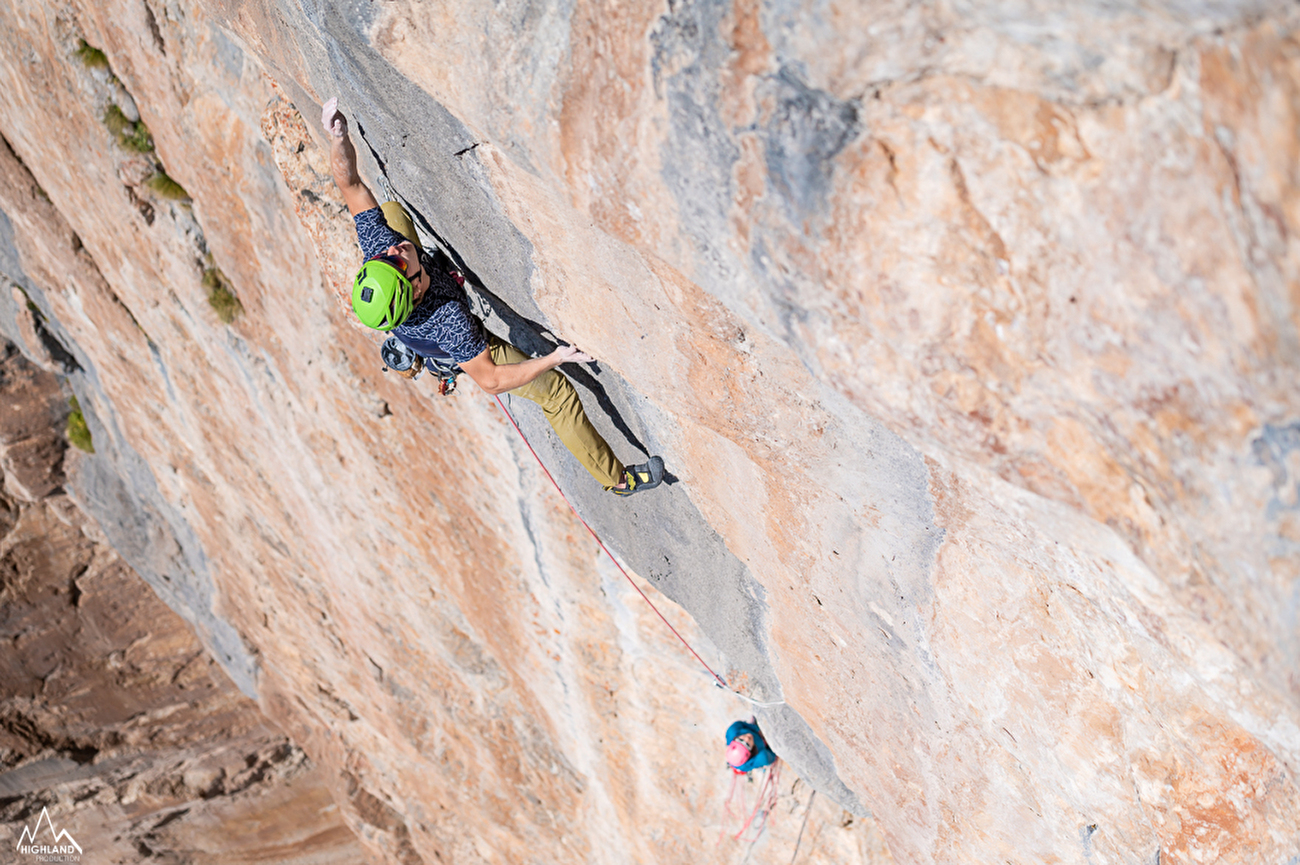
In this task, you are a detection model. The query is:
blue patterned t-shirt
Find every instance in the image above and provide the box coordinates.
[353,207,486,363]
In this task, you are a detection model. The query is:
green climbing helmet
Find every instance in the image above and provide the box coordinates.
[352,255,413,331]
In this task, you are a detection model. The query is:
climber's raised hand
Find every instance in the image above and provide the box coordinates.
[551,344,594,365]
[320,97,377,215]
[321,96,348,140]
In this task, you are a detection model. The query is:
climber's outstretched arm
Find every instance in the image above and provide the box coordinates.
[321,97,379,217]
[460,344,593,396]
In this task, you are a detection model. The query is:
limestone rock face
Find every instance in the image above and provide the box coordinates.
[0,0,1297,863]
[0,341,370,863]
[0,343,69,502]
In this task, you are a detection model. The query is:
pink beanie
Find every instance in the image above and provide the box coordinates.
[726,740,751,768]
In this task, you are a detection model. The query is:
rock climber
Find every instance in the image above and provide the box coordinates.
[725,719,777,774]
[320,97,663,496]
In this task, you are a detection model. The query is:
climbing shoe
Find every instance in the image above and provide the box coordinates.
[612,456,664,496]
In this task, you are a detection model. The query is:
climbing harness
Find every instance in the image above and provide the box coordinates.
[718,759,782,846]
[492,393,784,708]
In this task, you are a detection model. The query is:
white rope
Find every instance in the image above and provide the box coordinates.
[716,681,787,708]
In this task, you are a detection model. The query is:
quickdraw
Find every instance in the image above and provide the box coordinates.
[425,355,460,396]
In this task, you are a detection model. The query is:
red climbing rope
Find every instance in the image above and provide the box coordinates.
[492,393,731,690]
[717,760,782,846]
[738,761,781,842]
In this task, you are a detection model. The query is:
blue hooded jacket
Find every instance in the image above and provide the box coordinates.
[725,720,776,773]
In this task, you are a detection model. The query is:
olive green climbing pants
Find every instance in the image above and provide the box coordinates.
[381,201,423,252]
[489,334,624,490]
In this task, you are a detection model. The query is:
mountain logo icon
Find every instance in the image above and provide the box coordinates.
[14,807,82,857]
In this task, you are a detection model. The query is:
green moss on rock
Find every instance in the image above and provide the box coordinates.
[66,396,94,453]
[75,39,109,70]
[203,267,243,324]
[103,104,154,153]
[146,172,189,200]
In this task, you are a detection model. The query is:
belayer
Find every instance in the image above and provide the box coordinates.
[725,719,776,774]
[321,97,664,495]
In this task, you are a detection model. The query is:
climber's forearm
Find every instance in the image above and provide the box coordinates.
[321,97,379,216]
[460,350,561,396]
[330,134,379,216]
[460,342,594,396]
